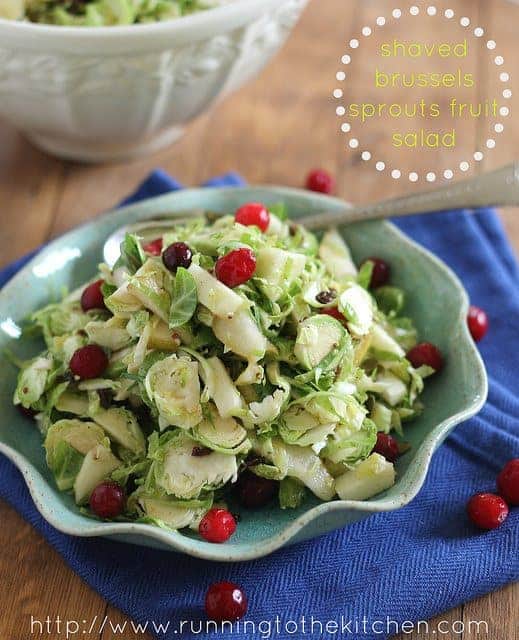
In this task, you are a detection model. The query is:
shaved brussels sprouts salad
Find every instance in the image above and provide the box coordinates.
[12,202,441,538]
[0,0,230,25]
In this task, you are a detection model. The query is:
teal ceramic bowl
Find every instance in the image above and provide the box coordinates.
[0,187,487,562]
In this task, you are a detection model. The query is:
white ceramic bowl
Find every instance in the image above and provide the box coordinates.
[0,0,308,162]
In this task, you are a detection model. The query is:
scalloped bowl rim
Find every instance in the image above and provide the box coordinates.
[0,0,287,42]
[0,186,488,562]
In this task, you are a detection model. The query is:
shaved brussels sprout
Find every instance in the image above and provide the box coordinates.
[193,404,250,455]
[279,477,306,509]
[149,431,238,500]
[137,495,211,530]
[338,284,374,336]
[74,443,122,505]
[85,316,133,351]
[318,228,357,281]
[294,315,345,370]
[91,407,146,456]
[188,263,245,318]
[127,261,171,323]
[335,453,395,501]
[44,419,106,491]
[255,248,306,301]
[14,355,53,408]
[105,282,142,317]
[200,356,245,418]
[212,308,267,362]
[144,354,203,430]
[322,419,377,465]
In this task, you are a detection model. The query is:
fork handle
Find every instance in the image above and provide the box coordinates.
[302,161,519,230]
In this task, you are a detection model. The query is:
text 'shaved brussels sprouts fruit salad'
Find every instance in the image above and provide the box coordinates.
[12,202,443,542]
[0,0,231,26]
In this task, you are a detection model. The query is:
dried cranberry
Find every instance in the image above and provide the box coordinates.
[361,257,391,289]
[81,279,106,312]
[162,242,192,272]
[373,432,400,463]
[17,405,37,419]
[316,290,337,305]
[69,345,108,380]
[192,446,212,457]
[234,470,278,509]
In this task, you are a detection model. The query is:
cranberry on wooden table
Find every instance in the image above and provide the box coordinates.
[467,305,489,342]
[406,342,444,372]
[89,481,126,519]
[305,168,335,194]
[215,248,256,288]
[467,492,509,530]
[497,459,519,506]
[162,242,192,272]
[373,433,400,463]
[235,202,270,232]
[199,508,237,543]
[234,470,278,509]
[361,257,391,289]
[143,237,163,256]
[81,279,106,312]
[205,582,248,622]
[69,344,108,380]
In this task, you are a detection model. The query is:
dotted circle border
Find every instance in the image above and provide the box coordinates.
[334,6,512,182]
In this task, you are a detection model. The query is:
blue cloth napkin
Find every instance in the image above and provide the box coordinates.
[1,171,517,640]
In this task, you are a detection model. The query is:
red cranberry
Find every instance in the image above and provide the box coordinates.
[143,237,163,256]
[199,508,237,543]
[70,345,108,380]
[89,481,126,519]
[467,493,509,530]
[205,582,247,622]
[234,470,278,509]
[235,202,270,232]
[467,305,489,342]
[406,342,443,372]
[361,257,391,288]
[373,433,400,463]
[81,279,106,312]
[162,242,192,272]
[497,459,519,506]
[305,168,335,194]
[320,306,347,325]
[215,248,256,288]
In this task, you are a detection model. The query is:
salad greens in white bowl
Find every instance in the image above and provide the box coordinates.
[0,187,487,561]
[0,0,308,162]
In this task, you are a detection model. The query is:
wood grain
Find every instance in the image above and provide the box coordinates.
[0,1,517,638]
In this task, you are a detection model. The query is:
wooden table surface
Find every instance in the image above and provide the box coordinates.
[0,1,517,638]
